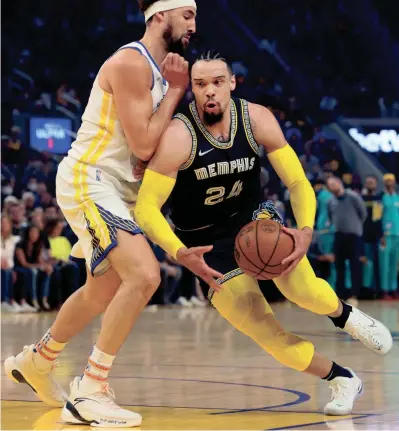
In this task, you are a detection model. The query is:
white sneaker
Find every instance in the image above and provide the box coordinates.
[42,297,51,310]
[190,296,206,307]
[144,304,158,313]
[177,297,193,308]
[2,302,20,313]
[20,301,39,313]
[324,368,363,415]
[4,344,67,407]
[342,306,393,355]
[61,377,142,428]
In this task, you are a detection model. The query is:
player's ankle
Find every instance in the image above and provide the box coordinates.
[322,362,353,381]
[328,301,352,329]
[80,374,108,394]
[33,329,66,370]
[80,345,115,392]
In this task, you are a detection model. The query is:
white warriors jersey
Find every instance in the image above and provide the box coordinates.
[62,41,169,184]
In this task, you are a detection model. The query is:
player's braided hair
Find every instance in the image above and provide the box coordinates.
[192,50,233,75]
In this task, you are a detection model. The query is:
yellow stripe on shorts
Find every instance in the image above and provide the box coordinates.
[72,91,117,248]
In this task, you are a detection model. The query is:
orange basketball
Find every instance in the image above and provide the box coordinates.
[234,219,294,279]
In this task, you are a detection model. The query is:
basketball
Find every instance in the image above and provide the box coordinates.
[234,219,295,279]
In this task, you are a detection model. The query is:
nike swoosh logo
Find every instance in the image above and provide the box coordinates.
[199,149,214,157]
[358,310,377,327]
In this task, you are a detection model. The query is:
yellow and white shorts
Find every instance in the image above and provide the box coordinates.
[56,160,142,277]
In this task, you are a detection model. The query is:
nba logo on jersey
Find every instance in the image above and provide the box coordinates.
[96,169,102,182]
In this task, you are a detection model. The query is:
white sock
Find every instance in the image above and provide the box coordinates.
[33,329,66,370]
[80,346,115,393]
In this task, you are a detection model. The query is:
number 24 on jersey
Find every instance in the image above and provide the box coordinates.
[205,180,243,206]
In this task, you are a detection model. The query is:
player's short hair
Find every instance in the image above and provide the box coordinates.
[365,174,377,180]
[192,50,233,76]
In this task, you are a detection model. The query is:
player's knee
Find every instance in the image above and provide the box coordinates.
[267,334,314,371]
[120,265,161,300]
[82,282,115,309]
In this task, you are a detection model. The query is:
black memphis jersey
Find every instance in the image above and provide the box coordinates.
[170,98,262,231]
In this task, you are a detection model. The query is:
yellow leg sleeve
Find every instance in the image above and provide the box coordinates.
[211,274,314,372]
[274,256,339,315]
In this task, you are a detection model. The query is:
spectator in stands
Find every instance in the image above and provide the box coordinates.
[299,142,320,180]
[4,126,23,165]
[327,177,367,305]
[308,230,335,281]
[40,191,53,209]
[14,224,54,310]
[1,179,15,202]
[26,176,39,193]
[1,215,36,312]
[30,207,45,230]
[45,218,80,303]
[362,175,383,296]
[21,192,36,217]
[151,244,182,306]
[9,202,27,236]
[313,179,335,285]
[2,195,19,215]
[45,205,58,219]
[380,174,399,298]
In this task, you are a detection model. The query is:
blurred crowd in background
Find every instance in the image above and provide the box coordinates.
[2,0,399,312]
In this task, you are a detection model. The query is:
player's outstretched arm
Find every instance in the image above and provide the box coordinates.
[248,102,316,274]
[134,119,223,291]
[105,50,188,161]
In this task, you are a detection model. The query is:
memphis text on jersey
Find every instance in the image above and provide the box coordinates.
[194,156,256,181]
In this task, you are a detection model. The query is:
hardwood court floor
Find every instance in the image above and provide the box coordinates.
[2,301,399,430]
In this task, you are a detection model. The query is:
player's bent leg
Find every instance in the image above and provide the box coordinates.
[211,274,315,371]
[62,231,159,428]
[211,273,363,415]
[275,256,340,315]
[51,265,121,342]
[96,230,161,354]
[274,257,393,355]
[4,265,121,408]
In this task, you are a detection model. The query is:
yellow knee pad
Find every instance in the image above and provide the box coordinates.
[212,274,315,371]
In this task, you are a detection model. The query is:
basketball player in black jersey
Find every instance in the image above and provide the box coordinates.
[135,51,392,415]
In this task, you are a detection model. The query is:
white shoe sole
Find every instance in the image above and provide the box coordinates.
[324,382,364,416]
[61,403,142,428]
[4,355,64,408]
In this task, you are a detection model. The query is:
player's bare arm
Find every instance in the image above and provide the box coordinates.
[102,49,188,161]
[135,119,224,291]
[248,102,316,275]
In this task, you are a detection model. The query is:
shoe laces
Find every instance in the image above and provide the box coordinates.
[347,317,383,349]
[94,384,121,410]
[329,379,350,402]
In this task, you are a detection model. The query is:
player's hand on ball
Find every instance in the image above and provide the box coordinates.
[176,246,224,292]
[280,227,313,276]
[161,53,189,91]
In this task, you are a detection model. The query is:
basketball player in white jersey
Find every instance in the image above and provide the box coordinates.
[4,1,197,427]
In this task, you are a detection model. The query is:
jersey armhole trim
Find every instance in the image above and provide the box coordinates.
[114,46,155,90]
[174,114,198,171]
[240,99,260,155]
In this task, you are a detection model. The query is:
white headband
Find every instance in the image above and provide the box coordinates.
[144,0,197,22]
